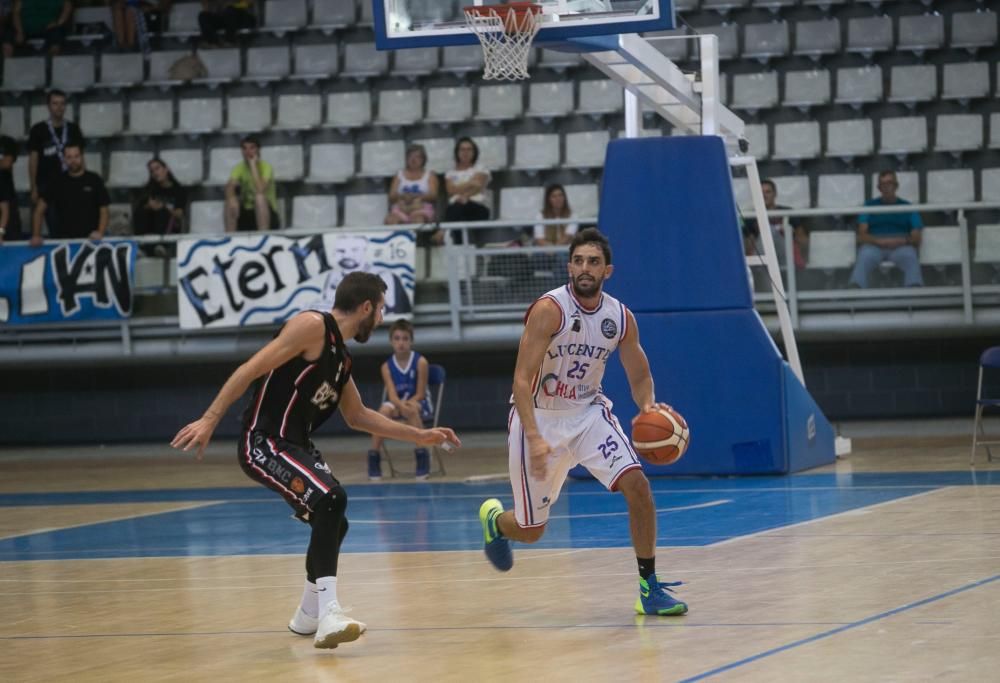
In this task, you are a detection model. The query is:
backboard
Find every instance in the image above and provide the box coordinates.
[373,0,676,50]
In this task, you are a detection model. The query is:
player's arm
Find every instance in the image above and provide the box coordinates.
[619,309,668,417]
[171,312,324,458]
[381,361,403,408]
[338,377,460,448]
[412,355,429,403]
[512,298,560,473]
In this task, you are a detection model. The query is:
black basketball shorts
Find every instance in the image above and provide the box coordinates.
[238,429,339,522]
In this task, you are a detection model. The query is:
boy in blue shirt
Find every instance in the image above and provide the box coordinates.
[368,320,433,479]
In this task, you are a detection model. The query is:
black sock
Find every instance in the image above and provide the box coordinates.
[637,556,655,581]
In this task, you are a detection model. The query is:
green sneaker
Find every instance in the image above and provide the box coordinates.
[479,498,513,572]
[635,575,688,615]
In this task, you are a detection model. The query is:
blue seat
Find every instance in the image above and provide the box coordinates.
[971,346,1000,465]
[381,363,447,477]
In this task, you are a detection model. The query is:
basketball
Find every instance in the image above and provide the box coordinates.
[632,407,690,466]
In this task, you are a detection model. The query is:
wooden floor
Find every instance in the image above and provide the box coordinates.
[2,430,999,682]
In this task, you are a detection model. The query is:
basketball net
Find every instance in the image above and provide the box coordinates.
[463,4,543,81]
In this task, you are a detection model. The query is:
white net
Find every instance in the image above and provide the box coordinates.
[463,4,543,81]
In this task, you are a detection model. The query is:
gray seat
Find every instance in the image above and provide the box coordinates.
[898,14,944,53]
[477,84,524,120]
[267,145,304,181]
[983,169,1000,202]
[807,231,856,270]
[772,122,820,160]
[578,80,624,115]
[108,151,150,188]
[934,114,983,154]
[158,148,204,185]
[513,133,560,170]
[80,102,124,138]
[189,201,225,234]
[926,170,975,205]
[359,139,405,177]
[147,50,189,82]
[167,2,201,33]
[263,0,308,32]
[731,72,779,111]
[343,194,387,227]
[342,42,389,78]
[539,48,583,70]
[919,226,963,268]
[51,55,96,92]
[99,53,144,87]
[411,137,454,173]
[441,45,484,73]
[699,24,739,60]
[941,62,989,102]
[564,184,599,220]
[527,82,574,118]
[376,90,423,126]
[312,0,355,28]
[742,123,769,160]
[292,195,338,229]
[0,106,25,139]
[477,136,509,170]
[835,66,882,105]
[826,119,874,158]
[391,47,439,77]
[817,174,865,209]
[127,99,174,136]
[771,176,811,208]
[499,187,543,221]
[426,87,473,123]
[950,10,997,49]
[207,147,243,185]
[293,44,339,78]
[246,46,291,81]
[646,29,689,62]
[783,69,831,108]
[889,64,938,104]
[991,114,1000,150]
[879,116,928,156]
[701,0,749,11]
[274,94,322,129]
[743,21,789,60]
[793,19,841,58]
[847,16,893,55]
[197,48,242,82]
[225,95,273,133]
[326,91,372,128]
[564,130,610,168]
[178,97,224,133]
[306,143,355,183]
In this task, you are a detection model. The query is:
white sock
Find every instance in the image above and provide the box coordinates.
[299,580,318,618]
[316,576,339,615]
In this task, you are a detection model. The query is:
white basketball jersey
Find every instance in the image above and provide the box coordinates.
[527,284,629,411]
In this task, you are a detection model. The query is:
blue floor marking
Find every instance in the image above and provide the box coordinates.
[679,573,1000,682]
[1,472,996,562]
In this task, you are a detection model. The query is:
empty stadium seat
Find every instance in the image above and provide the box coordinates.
[793,18,841,58]
[783,69,831,108]
[578,80,624,115]
[268,145,304,181]
[158,148,204,185]
[189,200,225,234]
[168,3,201,33]
[274,94,322,129]
[411,137,454,174]
[926,169,975,204]
[342,42,389,78]
[109,151,151,188]
[477,136,509,170]
[974,224,1000,265]
[731,72,779,111]
[817,174,865,208]
[197,48,242,81]
[99,53,144,87]
[527,82,574,118]
[392,47,439,77]
[80,102,124,138]
[263,0,308,32]
[941,62,989,102]
[835,66,883,105]
[376,90,423,126]
[148,50,189,82]
[513,134,560,170]
[499,187,543,221]
[246,46,291,81]
[742,123,769,160]
[702,0,748,11]
[982,169,1000,201]
[732,176,752,211]
[879,117,928,155]
[0,106,25,139]
[538,48,583,70]
[772,122,820,160]
[293,44,339,78]
[564,131,610,168]
[126,99,174,136]
[292,195,338,229]
[935,114,983,153]
[359,139,405,177]
[178,97,223,133]
[312,0,355,28]
[51,55,95,92]
[646,29,689,62]
[807,231,856,270]
[898,14,944,53]
[441,45,483,73]
[743,21,789,60]
[919,227,962,267]
[426,87,472,123]
[225,95,272,132]
[306,143,355,183]
[12,156,29,193]
[699,24,739,60]
[477,84,524,120]
[343,194,387,227]
[950,10,998,49]
[889,65,938,103]
[326,91,372,128]
[826,119,874,158]
[847,16,893,55]
[772,176,811,208]
[564,184,599,219]
[2,57,46,92]
[991,114,1000,150]
[85,150,104,177]
[208,147,243,185]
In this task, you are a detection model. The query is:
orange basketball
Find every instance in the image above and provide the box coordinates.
[632,407,690,465]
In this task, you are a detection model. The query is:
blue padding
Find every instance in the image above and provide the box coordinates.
[598,136,752,313]
[782,363,836,472]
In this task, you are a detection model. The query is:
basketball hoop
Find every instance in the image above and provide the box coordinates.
[463,3,543,81]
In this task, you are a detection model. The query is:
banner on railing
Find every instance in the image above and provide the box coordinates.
[176,231,416,330]
[0,241,137,325]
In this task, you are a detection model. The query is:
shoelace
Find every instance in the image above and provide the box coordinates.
[652,580,683,594]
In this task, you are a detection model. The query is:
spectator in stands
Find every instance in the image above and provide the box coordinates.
[531,184,577,246]
[133,157,186,253]
[109,1,173,52]
[1,0,73,58]
[742,179,808,269]
[848,170,923,288]
[28,90,85,237]
[30,143,109,246]
[0,135,22,244]
[385,144,439,227]
[225,134,279,232]
[436,136,493,246]
[198,0,255,47]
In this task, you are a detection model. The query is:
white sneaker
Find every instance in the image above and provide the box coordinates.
[313,605,366,649]
[288,606,318,636]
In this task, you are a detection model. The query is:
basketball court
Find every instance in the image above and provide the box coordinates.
[2,425,999,681]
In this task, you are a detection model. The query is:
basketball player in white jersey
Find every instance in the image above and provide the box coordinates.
[479,228,687,615]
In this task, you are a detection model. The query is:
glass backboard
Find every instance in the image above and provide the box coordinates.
[373,0,675,49]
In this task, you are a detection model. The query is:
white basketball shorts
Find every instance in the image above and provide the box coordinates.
[507,397,643,528]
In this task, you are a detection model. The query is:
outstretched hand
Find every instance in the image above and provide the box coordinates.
[171,415,220,461]
[416,427,461,451]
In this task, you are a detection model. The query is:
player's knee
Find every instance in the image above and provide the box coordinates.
[315,485,348,518]
[617,469,651,501]
[519,524,546,543]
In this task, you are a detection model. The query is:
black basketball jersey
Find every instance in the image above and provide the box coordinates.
[242,312,353,447]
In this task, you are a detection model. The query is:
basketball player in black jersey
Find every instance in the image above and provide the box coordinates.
[171,272,460,650]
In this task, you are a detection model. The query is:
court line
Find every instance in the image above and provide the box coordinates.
[677,572,1000,683]
[708,488,945,546]
[0,501,225,542]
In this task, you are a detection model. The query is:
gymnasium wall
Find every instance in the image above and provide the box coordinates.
[0,336,988,446]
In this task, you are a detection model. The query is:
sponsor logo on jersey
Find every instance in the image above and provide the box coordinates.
[313,461,331,473]
[290,477,306,494]
[540,374,598,400]
[601,318,618,339]
[311,381,339,410]
[545,343,612,361]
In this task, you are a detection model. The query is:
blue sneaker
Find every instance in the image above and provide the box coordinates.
[635,575,688,616]
[414,448,430,480]
[479,498,513,571]
[367,450,382,480]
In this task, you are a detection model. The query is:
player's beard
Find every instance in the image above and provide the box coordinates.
[354,306,378,342]
[571,273,603,298]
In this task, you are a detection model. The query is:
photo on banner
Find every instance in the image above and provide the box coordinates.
[175,231,416,330]
[0,241,137,325]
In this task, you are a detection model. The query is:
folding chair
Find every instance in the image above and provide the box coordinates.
[381,364,447,477]
[971,347,1000,466]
